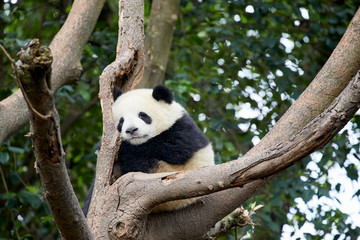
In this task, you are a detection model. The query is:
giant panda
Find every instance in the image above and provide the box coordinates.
[83,85,214,216]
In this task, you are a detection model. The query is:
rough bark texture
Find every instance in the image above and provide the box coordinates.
[140,0,180,88]
[86,0,145,238]
[15,39,93,240]
[0,0,106,144]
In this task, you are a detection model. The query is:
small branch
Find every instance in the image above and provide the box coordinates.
[0,43,16,66]
[61,96,99,135]
[0,164,9,193]
[204,207,250,239]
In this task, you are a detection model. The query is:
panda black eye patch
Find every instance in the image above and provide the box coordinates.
[138,112,152,124]
[117,117,124,132]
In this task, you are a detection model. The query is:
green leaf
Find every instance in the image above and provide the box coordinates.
[346,164,359,180]
[0,152,9,164]
[8,146,25,154]
[335,183,341,192]
[19,189,42,210]
[0,192,16,199]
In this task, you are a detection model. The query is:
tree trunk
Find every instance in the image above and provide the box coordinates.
[15,39,93,239]
[86,0,145,238]
[140,0,180,88]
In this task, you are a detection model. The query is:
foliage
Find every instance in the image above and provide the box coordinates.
[0,0,359,239]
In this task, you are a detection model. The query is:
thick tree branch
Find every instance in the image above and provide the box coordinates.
[86,0,145,238]
[15,39,93,239]
[0,0,106,144]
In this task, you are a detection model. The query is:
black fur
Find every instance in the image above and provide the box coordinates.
[152,85,173,104]
[115,113,209,174]
[138,112,152,124]
[113,87,122,101]
[117,117,124,132]
[82,180,93,217]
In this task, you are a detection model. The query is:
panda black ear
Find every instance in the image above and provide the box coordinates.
[152,85,173,104]
[113,87,122,101]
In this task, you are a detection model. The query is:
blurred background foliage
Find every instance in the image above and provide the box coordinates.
[0,0,359,239]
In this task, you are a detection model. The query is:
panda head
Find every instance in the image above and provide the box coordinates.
[112,85,184,145]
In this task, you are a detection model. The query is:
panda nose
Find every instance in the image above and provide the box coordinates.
[126,127,138,135]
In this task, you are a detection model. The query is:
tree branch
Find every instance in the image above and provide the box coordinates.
[61,96,99,136]
[0,0,106,144]
[86,1,145,238]
[203,207,254,239]
[15,39,93,239]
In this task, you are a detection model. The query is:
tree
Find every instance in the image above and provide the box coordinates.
[1,0,359,239]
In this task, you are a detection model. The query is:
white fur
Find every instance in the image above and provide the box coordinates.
[112,89,184,145]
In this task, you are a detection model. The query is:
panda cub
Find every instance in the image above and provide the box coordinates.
[113,85,214,211]
[83,85,214,215]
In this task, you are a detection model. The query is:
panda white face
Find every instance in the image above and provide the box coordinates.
[112,88,184,145]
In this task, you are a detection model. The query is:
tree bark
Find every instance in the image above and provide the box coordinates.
[15,39,93,240]
[86,1,145,238]
[0,0,106,144]
[140,0,180,88]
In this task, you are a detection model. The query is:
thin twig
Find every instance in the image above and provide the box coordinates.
[0,164,9,193]
[0,43,16,66]
[13,154,27,188]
